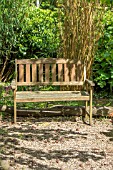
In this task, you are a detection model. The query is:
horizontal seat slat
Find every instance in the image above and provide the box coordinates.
[16,91,89,102]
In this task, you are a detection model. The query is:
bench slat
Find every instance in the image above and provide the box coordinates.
[16,91,89,102]
[16,81,84,86]
[58,64,63,81]
[19,64,24,82]
[39,63,43,82]
[45,64,50,82]
[77,61,83,81]
[64,64,69,82]
[26,64,30,82]
[32,64,37,82]
[71,64,76,81]
[52,64,56,82]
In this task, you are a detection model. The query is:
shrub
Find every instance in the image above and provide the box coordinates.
[0,0,34,81]
[17,6,60,58]
[93,9,113,93]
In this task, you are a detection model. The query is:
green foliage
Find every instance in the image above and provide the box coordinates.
[87,0,113,4]
[93,10,113,92]
[0,84,13,106]
[40,0,58,10]
[0,0,32,55]
[18,6,60,58]
[0,1,60,81]
[100,0,113,5]
[0,0,33,81]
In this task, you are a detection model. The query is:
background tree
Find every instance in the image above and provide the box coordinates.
[59,0,104,79]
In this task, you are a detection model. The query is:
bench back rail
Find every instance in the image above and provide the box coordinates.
[15,58,86,86]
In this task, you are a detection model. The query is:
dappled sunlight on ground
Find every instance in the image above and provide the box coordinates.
[0,117,113,170]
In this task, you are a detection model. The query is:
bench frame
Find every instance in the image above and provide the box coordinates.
[11,58,95,125]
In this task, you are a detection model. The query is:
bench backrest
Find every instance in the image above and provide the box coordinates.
[15,58,86,86]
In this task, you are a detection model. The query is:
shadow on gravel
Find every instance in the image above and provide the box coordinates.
[0,120,106,170]
[101,129,113,141]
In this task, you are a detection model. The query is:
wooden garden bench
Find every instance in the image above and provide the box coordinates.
[11,58,95,124]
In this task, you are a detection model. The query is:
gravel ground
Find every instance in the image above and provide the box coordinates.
[0,117,113,170]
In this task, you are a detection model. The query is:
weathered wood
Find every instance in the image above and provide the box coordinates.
[14,89,16,124]
[16,58,86,84]
[0,105,83,117]
[64,63,69,82]
[16,91,89,102]
[70,64,75,81]
[89,87,93,125]
[16,81,84,86]
[26,64,30,82]
[32,64,37,82]
[45,64,50,82]
[19,64,24,82]
[58,64,63,81]
[77,61,82,81]
[39,63,43,82]
[52,64,56,82]
[11,58,95,125]
[0,105,113,118]
[16,58,76,64]
[85,79,95,86]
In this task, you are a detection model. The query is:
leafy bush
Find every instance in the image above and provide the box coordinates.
[0,2,60,81]
[0,0,34,81]
[93,10,113,93]
[18,6,60,58]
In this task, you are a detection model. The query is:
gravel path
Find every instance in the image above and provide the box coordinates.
[0,117,113,170]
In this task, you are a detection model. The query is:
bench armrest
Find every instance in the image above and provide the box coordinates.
[11,79,17,90]
[85,79,95,87]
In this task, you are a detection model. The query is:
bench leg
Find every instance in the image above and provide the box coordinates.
[85,101,88,120]
[89,88,93,125]
[14,90,16,124]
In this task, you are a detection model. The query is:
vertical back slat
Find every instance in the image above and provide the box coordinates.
[26,64,30,82]
[84,65,86,81]
[64,64,69,82]
[19,64,24,82]
[52,64,56,82]
[58,64,63,81]
[39,63,43,82]
[32,64,37,82]
[80,63,83,81]
[80,62,83,81]
[70,64,75,81]
[45,64,50,82]
[77,61,81,81]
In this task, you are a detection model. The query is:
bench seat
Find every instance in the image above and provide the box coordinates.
[16,91,89,102]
